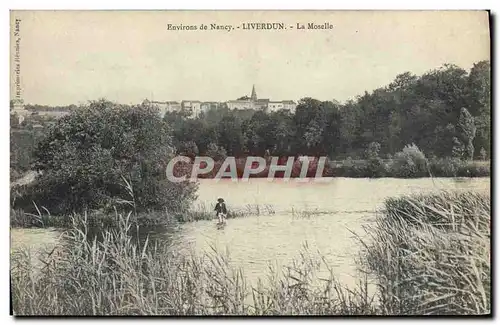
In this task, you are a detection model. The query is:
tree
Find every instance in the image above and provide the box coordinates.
[160,60,490,162]
[10,113,20,128]
[26,99,197,214]
[365,142,381,160]
[206,143,227,161]
[480,147,487,161]
[457,107,476,161]
[468,60,491,158]
[178,140,199,160]
[217,115,244,156]
[304,120,323,150]
[452,137,465,159]
[242,111,271,155]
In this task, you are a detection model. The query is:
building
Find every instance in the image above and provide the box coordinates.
[267,101,285,112]
[31,110,70,118]
[201,102,220,112]
[227,85,296,112]
[227,99,252,110]
[145,100,182,117]
[267,100,297,113]
[10,99,29,124]
[227,85,267,110]
[146,99,219,118]
[181,100,202,118]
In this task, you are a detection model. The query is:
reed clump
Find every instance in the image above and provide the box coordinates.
[11,191,491,315]
[11,212,370,316]
[362,191,490,315]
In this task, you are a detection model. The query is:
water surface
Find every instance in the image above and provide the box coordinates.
[11,177,490,289]
[172,177,490,287]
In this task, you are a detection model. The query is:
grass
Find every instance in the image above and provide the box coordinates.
[360,191,490,315]
[11,212,373,316]
[10,191,491,315]
[10,202,277,228]
[291,207,322,219]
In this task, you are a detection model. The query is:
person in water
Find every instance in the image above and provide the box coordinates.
[215,198,228,224]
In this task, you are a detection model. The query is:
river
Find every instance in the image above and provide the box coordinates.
[11,177,490,289]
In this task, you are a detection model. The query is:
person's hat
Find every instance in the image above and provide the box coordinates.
[217,198,224,202]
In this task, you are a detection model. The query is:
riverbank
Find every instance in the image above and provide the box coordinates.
[175,157,490,179]
[10,190,490,315]
[10,202,277,229]
[11,176,489,229]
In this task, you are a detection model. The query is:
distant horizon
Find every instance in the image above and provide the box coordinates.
[10,11,490,106]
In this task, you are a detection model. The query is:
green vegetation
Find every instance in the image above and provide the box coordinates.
[10,202,276,228]
[10,191,490,315]
[167,61,490,161]
[362,191,490,315]
[11,213,374,316]
[9,60,491,315]
[12,99,197,217]
[10,129,44,181]
[329,144,490,178]
[10,61,491,190]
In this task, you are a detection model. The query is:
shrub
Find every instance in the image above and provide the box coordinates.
[428,157,461,177]
[389,144,428,178]
[428,158,490,177]
[14,100,197,215]
[206,142,227,161]
[331,158,368,178]
[365,142,387,177]
[10,129,43,180]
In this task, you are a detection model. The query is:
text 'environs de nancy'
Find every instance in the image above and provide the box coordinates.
[166,22,335,32]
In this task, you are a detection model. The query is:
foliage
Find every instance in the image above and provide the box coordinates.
[428,158,490,178]
[206,142,227,161]
[364,142,386,177]
[14,100,197,215]
[389,144,428,178]
[10,129,44,181]
[479,147,487,161]
[457,107,477,161]
[159,61,490,161]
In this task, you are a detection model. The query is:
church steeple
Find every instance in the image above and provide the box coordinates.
[251,85,257,101]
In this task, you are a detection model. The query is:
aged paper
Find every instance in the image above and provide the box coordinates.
[10,10,491,316]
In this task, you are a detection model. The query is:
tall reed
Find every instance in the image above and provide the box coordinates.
[361,191,490,315]
[11,212,372,315]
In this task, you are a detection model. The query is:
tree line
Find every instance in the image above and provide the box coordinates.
[167,61,490,161]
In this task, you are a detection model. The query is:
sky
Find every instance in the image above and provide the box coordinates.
[10,10,490,106]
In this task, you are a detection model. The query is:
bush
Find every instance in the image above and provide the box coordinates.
[14,100,197,215]
[389,144,428,177]
[10,129,43,180]
[332,158,369,178]
[365,142,387,177]
[366,158,387,178]
[428,158,490,177]
[206,142,227,161]
[428,157,461,177]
